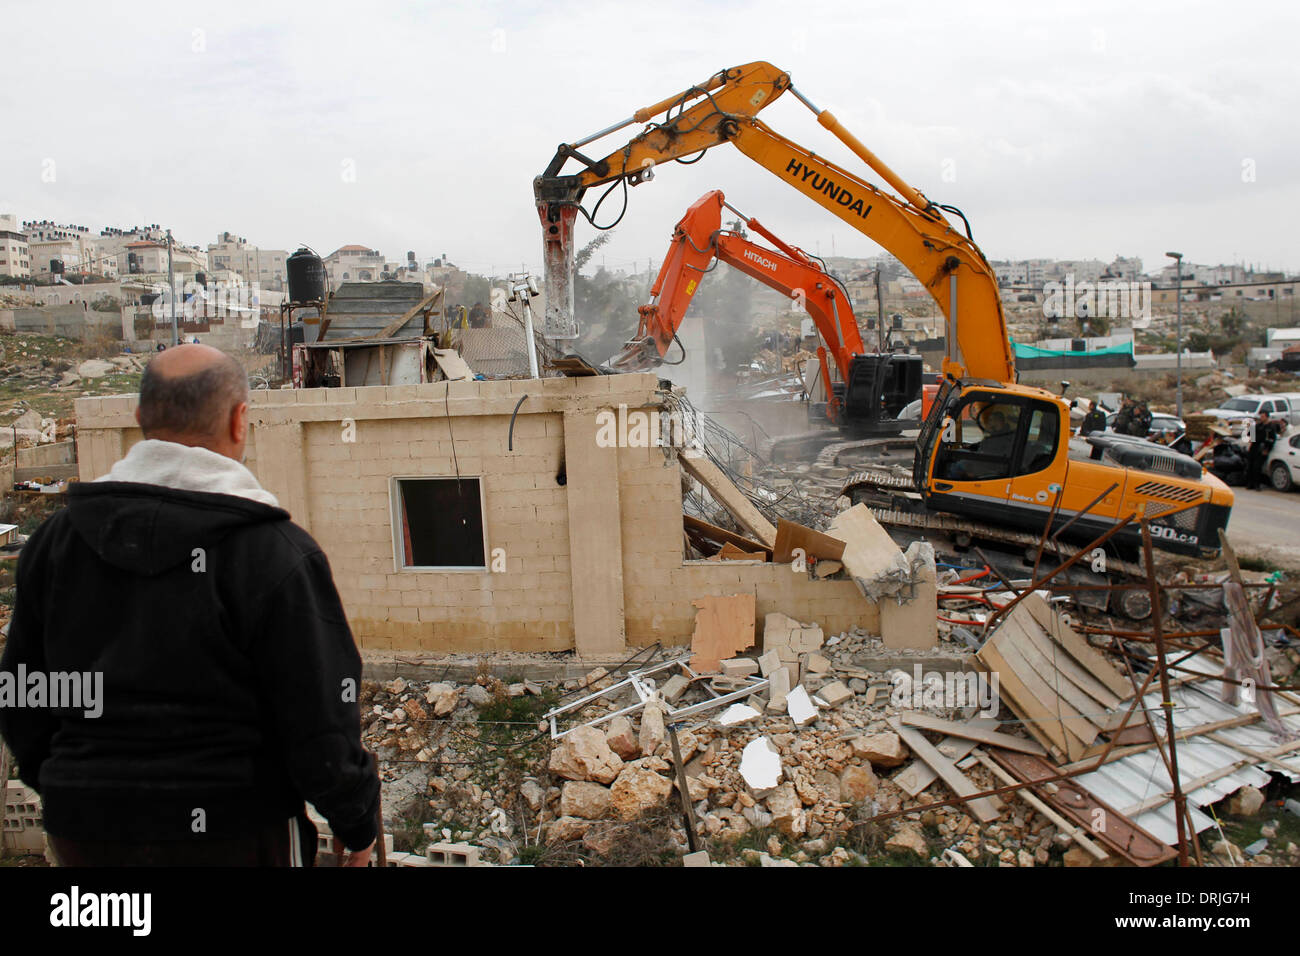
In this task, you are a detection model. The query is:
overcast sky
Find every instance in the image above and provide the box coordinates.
[3,0,1297,280]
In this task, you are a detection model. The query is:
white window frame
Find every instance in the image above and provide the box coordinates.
[389,475,489,572]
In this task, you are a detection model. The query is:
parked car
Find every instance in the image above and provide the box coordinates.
[1104,412,1186,437]
[1201,394,1300,428]
[1266,425,1300,492]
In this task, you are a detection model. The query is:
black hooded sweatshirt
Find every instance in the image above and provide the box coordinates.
[0,481,379,850]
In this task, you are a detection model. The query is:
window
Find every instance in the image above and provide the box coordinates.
[391,477,487,569]
[933,393,1060,482]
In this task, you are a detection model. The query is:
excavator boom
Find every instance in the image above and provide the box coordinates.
[535,61,1014,383]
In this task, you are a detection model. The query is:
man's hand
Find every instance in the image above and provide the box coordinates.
[332,836,375,867]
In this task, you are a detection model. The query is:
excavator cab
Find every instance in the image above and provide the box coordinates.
[835,352,923,434]
[916,380,1071,529]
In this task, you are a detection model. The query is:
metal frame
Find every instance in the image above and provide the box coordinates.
[543,656,770,740]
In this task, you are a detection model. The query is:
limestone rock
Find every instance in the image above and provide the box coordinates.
[639,703,665,756]
[76,359,115,379]
[425,683,458,716]
[885,825,927,858]
[1226,785,1265,817]
[766,783,807,838]
[604,715,640,760]
[610,759,673,820]
[466,684,492,707]
[520,779,545,812]
[548,726,624,784]
[560,781,612,820]
[839,764,878,803]
[851,732,908,768]
[547,816,593,843]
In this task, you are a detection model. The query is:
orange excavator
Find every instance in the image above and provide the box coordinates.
[611,189,922,433]
[535,62,1234,558]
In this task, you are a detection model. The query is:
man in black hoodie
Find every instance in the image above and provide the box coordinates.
[0,344,379,866]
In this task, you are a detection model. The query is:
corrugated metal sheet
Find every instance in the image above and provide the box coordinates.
[1075,652,1300,845]
[320,281,428,341]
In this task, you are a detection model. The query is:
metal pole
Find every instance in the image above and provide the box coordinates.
[1175,258,1183,419]
[167,229,177,347]
[521,296,541,378]
[875,269,885,351]
[667,723,699,853]
[1142,522,1190,866]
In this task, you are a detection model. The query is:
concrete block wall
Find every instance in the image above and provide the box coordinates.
[74,373,879,656]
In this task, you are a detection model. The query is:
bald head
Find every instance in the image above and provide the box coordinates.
[136,344,250,460]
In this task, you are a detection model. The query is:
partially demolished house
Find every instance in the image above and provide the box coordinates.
[74,371,937,657]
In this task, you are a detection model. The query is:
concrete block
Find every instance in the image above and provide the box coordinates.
[814,680,853,708]
[801,652,832,674]
[426,841,482,867]
[682,850,711,867]
[719,657,758,678]
[660,673,691,703]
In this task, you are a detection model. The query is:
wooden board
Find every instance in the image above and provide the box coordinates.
[976,642,1073,762]
[899,712,1047,756]
[1012,610,1125,716]
[680,452,776,548]
[893,736,980,797]
[889,718,1001,823]
[432,348,476,382]
[688,594,756,672]
[683,515,772,559]
[373,288,442,339]
[773,519,846,564]
[1020,594,1132,700]
[997,614,1114,735]
[990,636,1096,761]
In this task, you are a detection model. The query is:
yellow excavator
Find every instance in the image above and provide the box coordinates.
[534,61,1233,558]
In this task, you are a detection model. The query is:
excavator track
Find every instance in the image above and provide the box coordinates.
[841,469,1146,578]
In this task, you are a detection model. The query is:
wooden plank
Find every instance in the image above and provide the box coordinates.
[773,519,845,564]
[889,718,1001,823]
[891,720,1000,797]
[976,640,1076,761]
[682,515,772,558]
[432,348,476,382]
[991,634,1097,760]
[1011,604,1123,711]
[688,594,756,672]
[899,712,1047,756]
[372,288,441,339]
[680,452,776,548]
[999,614,1117,734]
[1021,593,1132,700]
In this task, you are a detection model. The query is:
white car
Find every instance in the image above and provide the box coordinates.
[1202,394,1300,428]
[1266,425,1300,492]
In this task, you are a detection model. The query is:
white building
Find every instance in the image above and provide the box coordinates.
[0,214,29,278]
[22,220,114,278]
[323,244,386,287]
[207,232,288,291]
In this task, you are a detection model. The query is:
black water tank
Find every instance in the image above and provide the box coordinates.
[196,271,208,288]
[286,247,326,302]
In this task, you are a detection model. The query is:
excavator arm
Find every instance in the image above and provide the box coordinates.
[534,61,1014,384]
[612,189,867,421]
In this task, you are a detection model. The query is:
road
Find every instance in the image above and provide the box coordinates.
[1225,486,1300,569]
